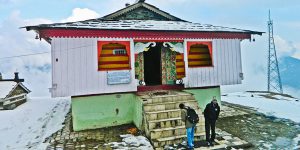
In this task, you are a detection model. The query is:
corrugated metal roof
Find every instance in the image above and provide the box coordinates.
[26,20,262,34]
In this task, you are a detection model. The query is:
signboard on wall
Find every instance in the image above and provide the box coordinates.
[107,71,131,85]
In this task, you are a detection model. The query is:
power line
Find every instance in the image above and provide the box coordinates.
[0,51,50,60]
[0,44,94,61]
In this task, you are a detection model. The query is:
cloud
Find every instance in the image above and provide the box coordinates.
[284,86,300,99]
[293,43,300,59]
[274,35,297,57]
[0,11,52,97]
[0,8,100,97]
[61,8,100,22]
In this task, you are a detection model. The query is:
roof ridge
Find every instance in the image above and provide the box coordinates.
[101,1,185,21]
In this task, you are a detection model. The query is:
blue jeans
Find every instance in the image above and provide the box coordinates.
[186,126,195,148]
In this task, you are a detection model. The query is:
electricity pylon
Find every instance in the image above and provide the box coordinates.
[267,10,283,94]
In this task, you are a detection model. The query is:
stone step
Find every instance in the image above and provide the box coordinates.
[142,94,195,105]
[145,109,202,121]
[148,117,182,130]
[144,100,198,112]
[147,116,205,130]
[152,132,206,148]
[149,125,205,139]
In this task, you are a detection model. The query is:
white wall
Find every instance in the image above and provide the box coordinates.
[184,39,243,88]
[50,38,243,97]
[51,38,137,97]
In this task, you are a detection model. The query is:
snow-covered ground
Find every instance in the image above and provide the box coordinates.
[222,92,300,123]
[0,97,70,150]
[222,92,300,149]
[1,92,299,150]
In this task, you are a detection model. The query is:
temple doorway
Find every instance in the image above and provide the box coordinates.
[143,43,162,85]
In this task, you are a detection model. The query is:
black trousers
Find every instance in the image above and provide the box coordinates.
[205,119,216,142]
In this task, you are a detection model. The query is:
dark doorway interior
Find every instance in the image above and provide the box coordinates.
[144,43,162,85]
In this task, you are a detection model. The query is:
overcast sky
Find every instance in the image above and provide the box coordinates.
[0,0,299,97]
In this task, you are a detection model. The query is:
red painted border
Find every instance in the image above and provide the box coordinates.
[134,39,184,42]
[39,29,251,40]
[137,85,184,92]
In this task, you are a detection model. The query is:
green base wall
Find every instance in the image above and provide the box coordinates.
[72,93,143,131]
[184,86,221,112]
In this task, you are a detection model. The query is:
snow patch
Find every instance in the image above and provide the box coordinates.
[293,134,300,149]
[105,134,153,150]
[0,97,71,150]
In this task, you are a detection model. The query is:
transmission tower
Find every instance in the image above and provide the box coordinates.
[267,10,283,94]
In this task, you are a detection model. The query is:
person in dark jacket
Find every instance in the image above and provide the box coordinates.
[204,96,220,146]
[179,103,196,149]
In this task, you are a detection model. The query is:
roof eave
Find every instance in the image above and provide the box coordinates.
[29,26,264,35]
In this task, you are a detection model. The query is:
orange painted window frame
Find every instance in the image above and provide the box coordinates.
[97,41,131,71]
[187,41,213,68]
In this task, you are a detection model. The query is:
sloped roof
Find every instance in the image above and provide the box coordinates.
[0,81,16,99]
[25,20,262,35]
[101,1,185,21]
[24,0,263,40]
[0,81,30,99]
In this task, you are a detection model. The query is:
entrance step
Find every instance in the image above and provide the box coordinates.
[147,116,205,130]
[141,93,195,105]
[153,132,206,148]
[143,100,198,112]
[139,90,205,149]
[148,117,182,130]
[145,109,202,121]
[149,124,204,139]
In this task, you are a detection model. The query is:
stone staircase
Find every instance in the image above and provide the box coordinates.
[139,91,205,149]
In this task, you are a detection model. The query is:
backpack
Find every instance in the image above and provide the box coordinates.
[185,107,199,124]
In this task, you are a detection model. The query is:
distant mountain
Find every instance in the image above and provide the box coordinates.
[279,56,300,89]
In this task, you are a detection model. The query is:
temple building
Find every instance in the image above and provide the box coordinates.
[25,0,262,147]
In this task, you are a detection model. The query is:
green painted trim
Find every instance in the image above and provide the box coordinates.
[184,86,221,112]
[72,93,143,131]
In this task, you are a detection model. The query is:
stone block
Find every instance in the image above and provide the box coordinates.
[151,131,161,139]
[147,114,157,121]
[169,111,181,118]
[161,130,173,137]
[165,121,171,128]
[156,105,165,111]
[174,128,185,136]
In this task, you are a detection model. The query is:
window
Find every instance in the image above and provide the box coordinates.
[187,42,213,67]
[98,41,131,71]
[176,53,185,79]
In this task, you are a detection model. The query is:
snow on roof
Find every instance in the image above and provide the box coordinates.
[0,81,17,99]
[26,20,262,34]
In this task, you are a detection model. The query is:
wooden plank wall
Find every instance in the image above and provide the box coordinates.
[51,38,243,97]
[51,38,137,97]
[186,39,242,88]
